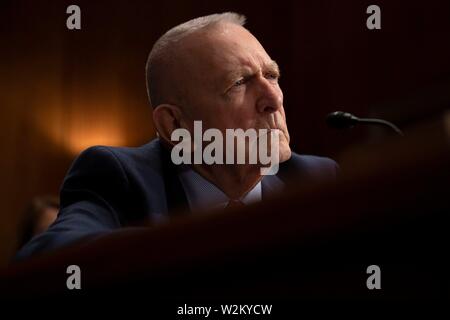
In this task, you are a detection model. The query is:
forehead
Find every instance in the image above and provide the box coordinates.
[180,23,274,84]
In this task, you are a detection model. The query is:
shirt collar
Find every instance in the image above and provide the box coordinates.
[178,166,262,212]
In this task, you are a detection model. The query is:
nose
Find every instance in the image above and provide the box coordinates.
[255,77,283,114]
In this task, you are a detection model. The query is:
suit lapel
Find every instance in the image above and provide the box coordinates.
[261,174,286,200]
[159,142,190,215]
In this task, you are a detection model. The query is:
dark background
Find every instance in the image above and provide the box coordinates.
[1,0,449,264]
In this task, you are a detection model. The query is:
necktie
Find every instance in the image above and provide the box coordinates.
[226,199,245,208]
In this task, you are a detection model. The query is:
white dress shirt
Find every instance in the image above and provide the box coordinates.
[178,166,262,212]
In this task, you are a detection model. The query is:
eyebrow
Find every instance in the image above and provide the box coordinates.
[267,60,281,76]
[222,60,281,87]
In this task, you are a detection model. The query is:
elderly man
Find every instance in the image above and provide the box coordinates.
[16,12,337,259]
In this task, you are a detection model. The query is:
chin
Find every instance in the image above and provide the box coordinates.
[279,145,292,163]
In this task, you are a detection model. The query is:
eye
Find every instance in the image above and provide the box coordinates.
[234,78,246,87]
[265,72,279,81]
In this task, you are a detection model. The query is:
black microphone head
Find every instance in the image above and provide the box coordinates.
[326,111,359,129]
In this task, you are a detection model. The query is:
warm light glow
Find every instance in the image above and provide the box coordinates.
[33,95,130,156]
[28,76,153,157]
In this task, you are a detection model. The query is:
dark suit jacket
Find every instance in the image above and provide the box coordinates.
[16,138,338,260]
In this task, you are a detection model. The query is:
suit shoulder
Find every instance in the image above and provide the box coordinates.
[289,153,338,169]
[72,139,162,172]
[279,152,338,183]
[89,139,162,166]
[68,145,126,176]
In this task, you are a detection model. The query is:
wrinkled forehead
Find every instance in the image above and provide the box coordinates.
[177,23,272,86]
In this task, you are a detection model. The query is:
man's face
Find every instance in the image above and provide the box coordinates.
[176,22,291,163]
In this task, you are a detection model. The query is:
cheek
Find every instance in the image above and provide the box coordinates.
[193,93,258,130]
[216,98,253,127]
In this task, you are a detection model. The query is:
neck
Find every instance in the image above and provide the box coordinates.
[192,164,262,200]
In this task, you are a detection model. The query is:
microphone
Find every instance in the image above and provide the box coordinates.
[326,111,403,136]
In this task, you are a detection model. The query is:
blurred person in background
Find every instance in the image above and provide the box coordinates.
[17,195,59,250]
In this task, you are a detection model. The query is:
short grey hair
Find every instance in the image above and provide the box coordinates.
[145,12,247,108]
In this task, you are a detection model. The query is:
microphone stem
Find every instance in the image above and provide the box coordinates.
[359,118,404,136]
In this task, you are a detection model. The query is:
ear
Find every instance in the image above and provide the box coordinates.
[152,104,185,146]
